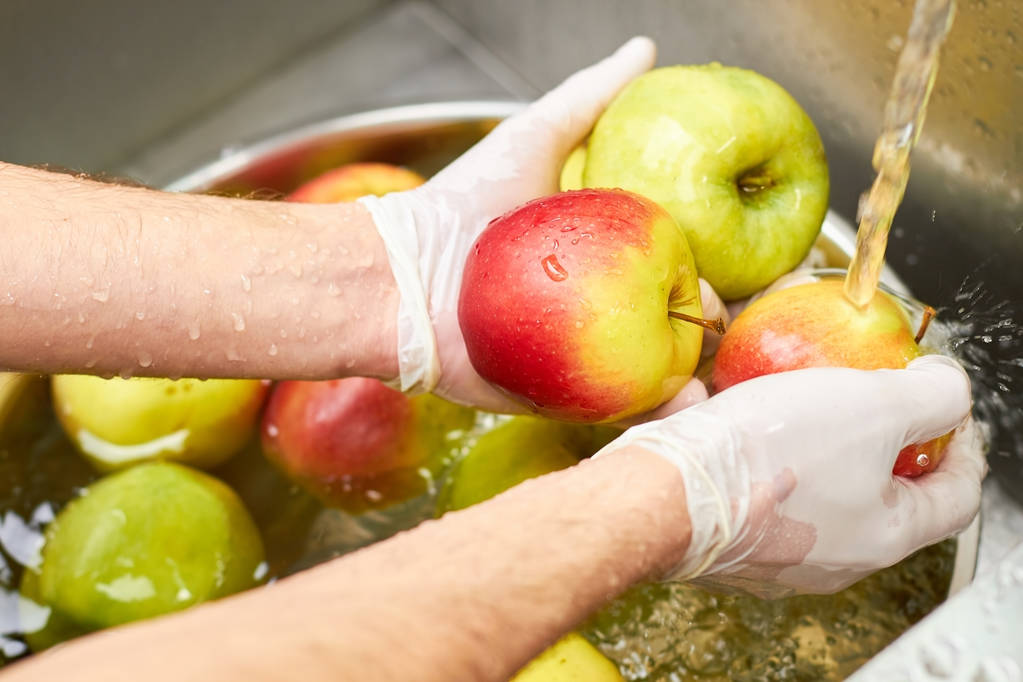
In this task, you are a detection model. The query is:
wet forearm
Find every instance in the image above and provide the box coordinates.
[0,162,398,380]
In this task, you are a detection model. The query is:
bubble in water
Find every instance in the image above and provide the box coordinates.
[266,423,279,438]
[916,453,930,468]
[137,351,153,368]
[135,311,145,321]
[91,289,110,302]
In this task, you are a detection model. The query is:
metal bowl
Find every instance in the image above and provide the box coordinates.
[165,100,980,595]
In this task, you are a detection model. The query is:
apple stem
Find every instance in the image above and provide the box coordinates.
[915,305,936,344]
[668,311,726,335]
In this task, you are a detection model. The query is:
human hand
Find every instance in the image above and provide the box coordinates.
[596,354,985,597]
[357,37,659,411]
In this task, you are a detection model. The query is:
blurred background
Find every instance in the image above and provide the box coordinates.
[1,0,1020,530]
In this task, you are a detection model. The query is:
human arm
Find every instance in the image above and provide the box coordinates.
[0,162,399,381]
[1,446,690,682]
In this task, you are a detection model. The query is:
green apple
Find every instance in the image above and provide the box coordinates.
[51,375,268,470]
[512,633,623,682]
[21,462,264,650]
[582,64,829,300]
[558,144,587,191]
[437,416,618,514]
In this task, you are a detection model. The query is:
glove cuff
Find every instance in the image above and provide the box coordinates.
[596,409,749,583]
[358,194,440,395]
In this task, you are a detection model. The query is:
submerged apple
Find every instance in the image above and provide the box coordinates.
[261,378,474,512]
[713,279,950,476]
[459,189,708,423]
[287,162,425,203]
[512,632,623,682]
[22,462,264,650]
[437,416,618,514]
[581,64,829,300]
[51,375,268,471]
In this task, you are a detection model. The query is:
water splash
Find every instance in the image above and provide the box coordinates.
[940,277,1023,494]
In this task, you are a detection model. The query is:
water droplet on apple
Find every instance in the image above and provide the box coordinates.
[137,351,153,368]
[541,255,569,282]
[240,274,252,292]
[266,423,279,438]
[267,344,278,357]
[187,322,201,341]
[231,313,246,332]
[560,224,578,233]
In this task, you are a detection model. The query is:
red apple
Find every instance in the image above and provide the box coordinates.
[713,278,951,477]
[287,162,425,203]
[458,189,707,423]
[261,378,474,512]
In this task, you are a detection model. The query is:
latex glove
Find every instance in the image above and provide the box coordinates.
[358,37,663,412]
[597,354,986,597]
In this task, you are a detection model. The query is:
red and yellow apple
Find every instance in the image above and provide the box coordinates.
[458,189,706,423]
[287,162,425,203]
[713,278,950,476]
[261,378,474,512]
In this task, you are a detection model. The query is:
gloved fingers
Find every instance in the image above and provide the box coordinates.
[897,417,986,550]
[515,36,657,153]
[698,278,730,358]
[888,355,973,448]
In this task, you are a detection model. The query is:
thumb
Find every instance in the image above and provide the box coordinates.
[893,355,973,445]
[522,37,656,149]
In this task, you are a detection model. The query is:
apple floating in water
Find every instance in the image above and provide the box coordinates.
[21,462,265,651]
[459,189,718,423]
[437,416,618,514]
[287,162,425,203]
[51,375,268,471]
[261,378,474,512]
[712,278,949,477]
[572,64,829,301]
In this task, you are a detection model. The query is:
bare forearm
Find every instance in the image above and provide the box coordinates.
[3,447,689,682]
[0,163,398,380]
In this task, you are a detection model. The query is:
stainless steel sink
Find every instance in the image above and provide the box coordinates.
[2,0,1019,674]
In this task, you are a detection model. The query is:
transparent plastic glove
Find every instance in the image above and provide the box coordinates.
[357,37,659,411]
[598,354,986,597]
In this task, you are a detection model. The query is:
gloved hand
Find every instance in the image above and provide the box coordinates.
[359,37,698,413]
[597,354,986,597]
